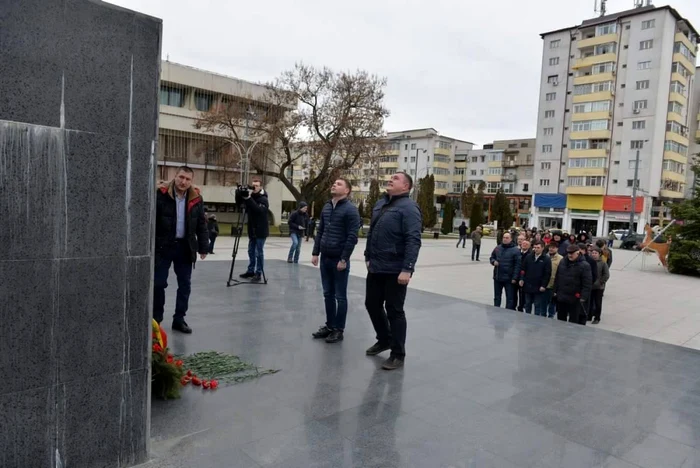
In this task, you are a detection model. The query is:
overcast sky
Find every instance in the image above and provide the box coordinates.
[113,0,699,147]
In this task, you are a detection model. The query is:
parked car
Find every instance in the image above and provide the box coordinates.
[620,233,645,250]
[612,229,629,240]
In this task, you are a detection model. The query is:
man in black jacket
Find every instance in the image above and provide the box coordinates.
[519,241,552,316]
[516,238,531,312]
[554,244,593,325]
[239,179,269,282]
[154,166,209,334]
[311,179,361,344]
[287,202,309,264]
[364,172,422,371]
[207,215,219,254]
[489,232,521,310]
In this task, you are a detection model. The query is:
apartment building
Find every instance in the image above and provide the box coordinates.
[158,61,294,225]
[689,67,700,198]
[532,4,698,235]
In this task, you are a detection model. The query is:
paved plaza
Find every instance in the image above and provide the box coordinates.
[142,259,700,468]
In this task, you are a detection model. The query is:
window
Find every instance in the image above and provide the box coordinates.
[550,39,561,48]
[570,140,589,150]
[488,167,502,175]
[633,100,648,110]
[410,143,416,150]
[404,157,407,162]
[573,81,612,95]
[573,100,611,113]
[525,168,533,176]
[549,57,560,66]
[542,145,553,153]
[436,141,451,149]
[526,154,532,163]
[480,156,486,162]
[194,92,214,111]
[160,85,184,107]
[489,153,502,162]
[567,176,605,186]
[636,80,650,90]
[663,159,685,174]
[405,144,408,150]
[664,140,688,156]
[543,127,554,136]
[544,110,555,118]
[613,179,618,183]
[637,61,651,70]
[521,142,529,148]
[674,42,696,62]
[571,119,609,132]
[470,170,477,176]
[568,158,607,168]
[670,81,686,96]
[626,179,640,188]
[590,139,609,149]
[666,121,688,137]
[661,179,685,192]
[632,120,646,130]
[541,162,552,170]
[547,75,559,84]
[628,160,638,170]
[672,62,691,79]
[639,39,653,50]
[480,169,485,175]
[410,156,415,162]
[641,19,655,29]
[539,179,550,186]
[546,92,557,101]
[596,23,617,35]
[630,140,644,149]
[595,43,616,55]
[668,101,683,114]
[523,183,529,192]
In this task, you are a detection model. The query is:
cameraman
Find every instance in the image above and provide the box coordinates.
[239,179,269,282]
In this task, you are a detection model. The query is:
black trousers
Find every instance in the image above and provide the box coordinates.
[557,300,587,325]
[591,290,604,320]
[365,272,408,358]
[516,284,525,312]
[471,244,481,260]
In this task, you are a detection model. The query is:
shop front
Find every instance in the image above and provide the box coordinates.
[532,193,567,230]
[602,196,646,234]
[567,195,604,237]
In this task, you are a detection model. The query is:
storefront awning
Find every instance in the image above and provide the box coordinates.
[567,195,603,210]
[603,196,643,213]
[534,193,566,209]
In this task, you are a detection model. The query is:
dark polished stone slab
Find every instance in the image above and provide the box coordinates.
[144,261,700,468]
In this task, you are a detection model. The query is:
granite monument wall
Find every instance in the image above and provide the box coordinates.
[0,1,161,466]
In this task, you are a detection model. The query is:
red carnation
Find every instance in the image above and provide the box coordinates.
[210,380,219,390]
[166,355,174,364]
[186,370,193,377]
[175,360,184,367]
[152,344,163,353]
[575,293,581,299]
[180,377,190,386]
[202,380,211,389]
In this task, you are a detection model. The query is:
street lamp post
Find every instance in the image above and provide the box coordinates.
[628,148,641,237]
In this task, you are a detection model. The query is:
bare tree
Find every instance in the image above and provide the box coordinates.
[195,63,389,202]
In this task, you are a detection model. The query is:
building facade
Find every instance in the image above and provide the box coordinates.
[532,5,698,235]
[158,61,294,225]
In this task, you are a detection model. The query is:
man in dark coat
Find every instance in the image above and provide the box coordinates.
[287,202,309,264]
[207,215,219,254]
[456,221,468,248]
[154,166,209,334]
[311,180,361,344]
[554,244,593,325]
[364,172,422,371]
[489,232,521,310]
[519,240,552,316]
[239,179,269,282]
[516,237,531,312]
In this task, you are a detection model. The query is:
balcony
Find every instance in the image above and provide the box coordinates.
[675,32,697,58]
[571,111,612,122]
[433,174,451,182]
[662,170,686,183]
[673,53,695,76]
[502,173,517,182]
[659,189,685,199]
[485,175,502,183]
[487,161,502,168]
[577,33,618,49]
[382,149,400,156]
[379,161,399,169]
[572,90,613,104]
[434,147,451,156]
[668,111,684,124]
[671,72,688,87]
[573,72,614,86]
[565,186,605,195]
[434,187,448,196]
[503,160,517,168]
[567,167,606,177]
[663,150,688,164]
[572,53,617,69]
[666,131,689,146]
[669,91,688,106]
[569,130,611,140]
[432,161,450,170]
[568,148,608,158]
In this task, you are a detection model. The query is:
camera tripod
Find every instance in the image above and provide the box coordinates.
[226,206,268,287]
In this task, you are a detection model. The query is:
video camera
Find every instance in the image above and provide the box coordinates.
[234,184,254,205]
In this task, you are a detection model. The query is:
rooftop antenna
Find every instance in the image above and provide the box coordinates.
[633,0,644,7]
[594,0,607,17]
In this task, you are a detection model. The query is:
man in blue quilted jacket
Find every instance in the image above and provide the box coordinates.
[364,172,423,371]
[311,178,361,344]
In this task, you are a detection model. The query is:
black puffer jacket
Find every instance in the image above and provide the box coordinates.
[553,256,592,304]
[520,252,552,293]
[365,193,422,274]
[155,183,209,262]
[489,242,521,282]
[312,198,361,261]
[288,209,309,237]
[244,190,269,239]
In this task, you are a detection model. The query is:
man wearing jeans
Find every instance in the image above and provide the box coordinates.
[311,179,361,344]
[364,172,422,371]
[239,180,269,282]
[287,202,309,263]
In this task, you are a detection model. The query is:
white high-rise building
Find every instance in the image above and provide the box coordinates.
[532,4,698,235]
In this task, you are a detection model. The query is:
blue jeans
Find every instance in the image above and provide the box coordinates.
[544,289,556,318]
[320,256,350,330]
[494,280,516,310]
[288,233,302,263]
[247,237,266,274]
[153,240,192,323]
[524,291,548,316]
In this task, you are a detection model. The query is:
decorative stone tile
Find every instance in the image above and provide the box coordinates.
[126,256,152,371]
[119,369,150,467]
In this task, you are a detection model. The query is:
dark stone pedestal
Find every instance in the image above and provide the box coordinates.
[0,1,161,467]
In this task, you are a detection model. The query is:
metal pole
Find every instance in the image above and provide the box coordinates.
[628,149,640,236]
[413,148,420,200]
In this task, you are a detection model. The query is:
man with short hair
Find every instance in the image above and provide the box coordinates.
[595,238,613,267]
[490,232,521,310]
[364,172,422,370]
[545,242,563,318]
[519,240,552,316]
[239,179,269,282]
[287,202,309,264]
[154,166,209,334]
[516,238,531,312]
[554,244,592,325]
[471,225,483,261]
[311,179,361,344]
[590,247,610,324]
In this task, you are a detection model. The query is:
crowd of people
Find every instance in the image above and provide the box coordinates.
[488,226,612,325]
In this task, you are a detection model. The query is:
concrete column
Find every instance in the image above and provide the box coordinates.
[0,2,161,467]
[562,209,572,232]
[597,211,606,237]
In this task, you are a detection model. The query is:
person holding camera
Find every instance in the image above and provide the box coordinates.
[311,179,361,344]
[154,166,209,334]
[239,179,269,282]
[287,202,309,264]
